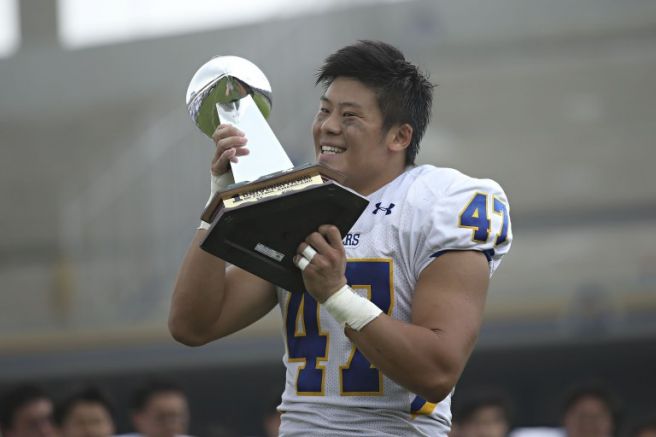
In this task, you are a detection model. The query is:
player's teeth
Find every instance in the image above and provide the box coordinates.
[322,146,344,154]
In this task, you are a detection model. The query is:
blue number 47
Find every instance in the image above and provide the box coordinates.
[459,193,509,245]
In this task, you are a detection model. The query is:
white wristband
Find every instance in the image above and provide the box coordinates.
[198,171,235,230]
[323,285,383,331]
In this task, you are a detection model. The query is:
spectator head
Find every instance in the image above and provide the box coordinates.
[562,384,618,437]
[54,386,115,437]
[131,380,189,437]
[0,384,56,437]
[453,390,512,437]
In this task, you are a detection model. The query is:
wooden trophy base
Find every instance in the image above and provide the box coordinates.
[200,164,369,292]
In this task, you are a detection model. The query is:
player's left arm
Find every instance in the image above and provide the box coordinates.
[344,249,489,404]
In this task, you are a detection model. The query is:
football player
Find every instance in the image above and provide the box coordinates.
[170,40,512,436]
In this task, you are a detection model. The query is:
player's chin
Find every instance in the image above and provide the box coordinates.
[317,152,345,169]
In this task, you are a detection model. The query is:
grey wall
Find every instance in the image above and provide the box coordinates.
[1,0,655,380]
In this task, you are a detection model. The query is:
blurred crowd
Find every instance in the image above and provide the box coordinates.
[0,380,280,437]
[1,379,655,437]
[450,383,656,437]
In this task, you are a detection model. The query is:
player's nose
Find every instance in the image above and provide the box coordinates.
[319,112,341,135]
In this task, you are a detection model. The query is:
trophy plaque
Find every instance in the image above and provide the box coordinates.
[186,56,369,292]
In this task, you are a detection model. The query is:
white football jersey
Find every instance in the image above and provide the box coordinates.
[276,165,512,436]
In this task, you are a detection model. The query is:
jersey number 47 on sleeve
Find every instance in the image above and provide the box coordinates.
[459,193,509,245]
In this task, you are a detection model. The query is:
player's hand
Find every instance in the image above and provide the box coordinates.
[211,124,249,176]
[295,225,347,303]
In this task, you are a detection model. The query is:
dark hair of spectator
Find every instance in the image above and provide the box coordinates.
[0,384,51,431]
[452,389,513,425]
[316,40,434,166]
[131,379,185,413]
[562,383,620,431]
[54,386,115,426]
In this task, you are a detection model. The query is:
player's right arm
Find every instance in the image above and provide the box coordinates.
[168,125,278,346]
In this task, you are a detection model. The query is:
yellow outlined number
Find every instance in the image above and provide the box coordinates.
[340,259,394,395]
[285,259,394,396]
[285,293,328,395]
[493,196,509,245]
[459,193,509,245]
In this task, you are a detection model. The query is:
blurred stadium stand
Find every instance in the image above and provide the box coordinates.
[1,0,655,434]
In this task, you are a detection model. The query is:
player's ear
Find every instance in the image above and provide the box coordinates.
[387,123,413,153]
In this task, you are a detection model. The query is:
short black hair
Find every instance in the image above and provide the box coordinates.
[0,384,51,432]
[316,40,434,165]
[452,390,513,425]
[131,379,185,413]
[54,386,115,426]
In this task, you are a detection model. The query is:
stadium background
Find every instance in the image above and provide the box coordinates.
[1,0,655,435]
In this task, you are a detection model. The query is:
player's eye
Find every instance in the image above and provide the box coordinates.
[343,112,357,118]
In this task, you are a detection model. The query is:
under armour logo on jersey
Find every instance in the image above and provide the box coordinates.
[373,202,395,215]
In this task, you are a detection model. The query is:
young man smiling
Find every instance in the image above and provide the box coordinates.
[170,40,512,436]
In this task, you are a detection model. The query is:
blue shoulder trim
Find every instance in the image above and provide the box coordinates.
[430,248,495,262]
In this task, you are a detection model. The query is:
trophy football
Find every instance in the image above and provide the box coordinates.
[186,56,369,292]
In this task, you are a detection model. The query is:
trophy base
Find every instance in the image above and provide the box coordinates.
[201,181,368,292]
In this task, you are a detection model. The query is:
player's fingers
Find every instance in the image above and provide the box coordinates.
[293,255,310,272]
[212,125,248,160]
[233,146,250,157]
[304,232,333,258]
[227,146,250,164]
[212,133,247,159]
[211,148,237,176]
[296,242,319,266]
[297,243,318,263]
[319,225,345,254]
[212,141,232,163]
[214,140,248,168]
[215,137,248,158]
[211,124,245,142]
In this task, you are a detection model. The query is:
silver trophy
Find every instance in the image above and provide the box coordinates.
[185,56,368,292]
[186,55,292,182]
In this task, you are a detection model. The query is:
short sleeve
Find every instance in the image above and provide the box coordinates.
[404,168,513,280]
